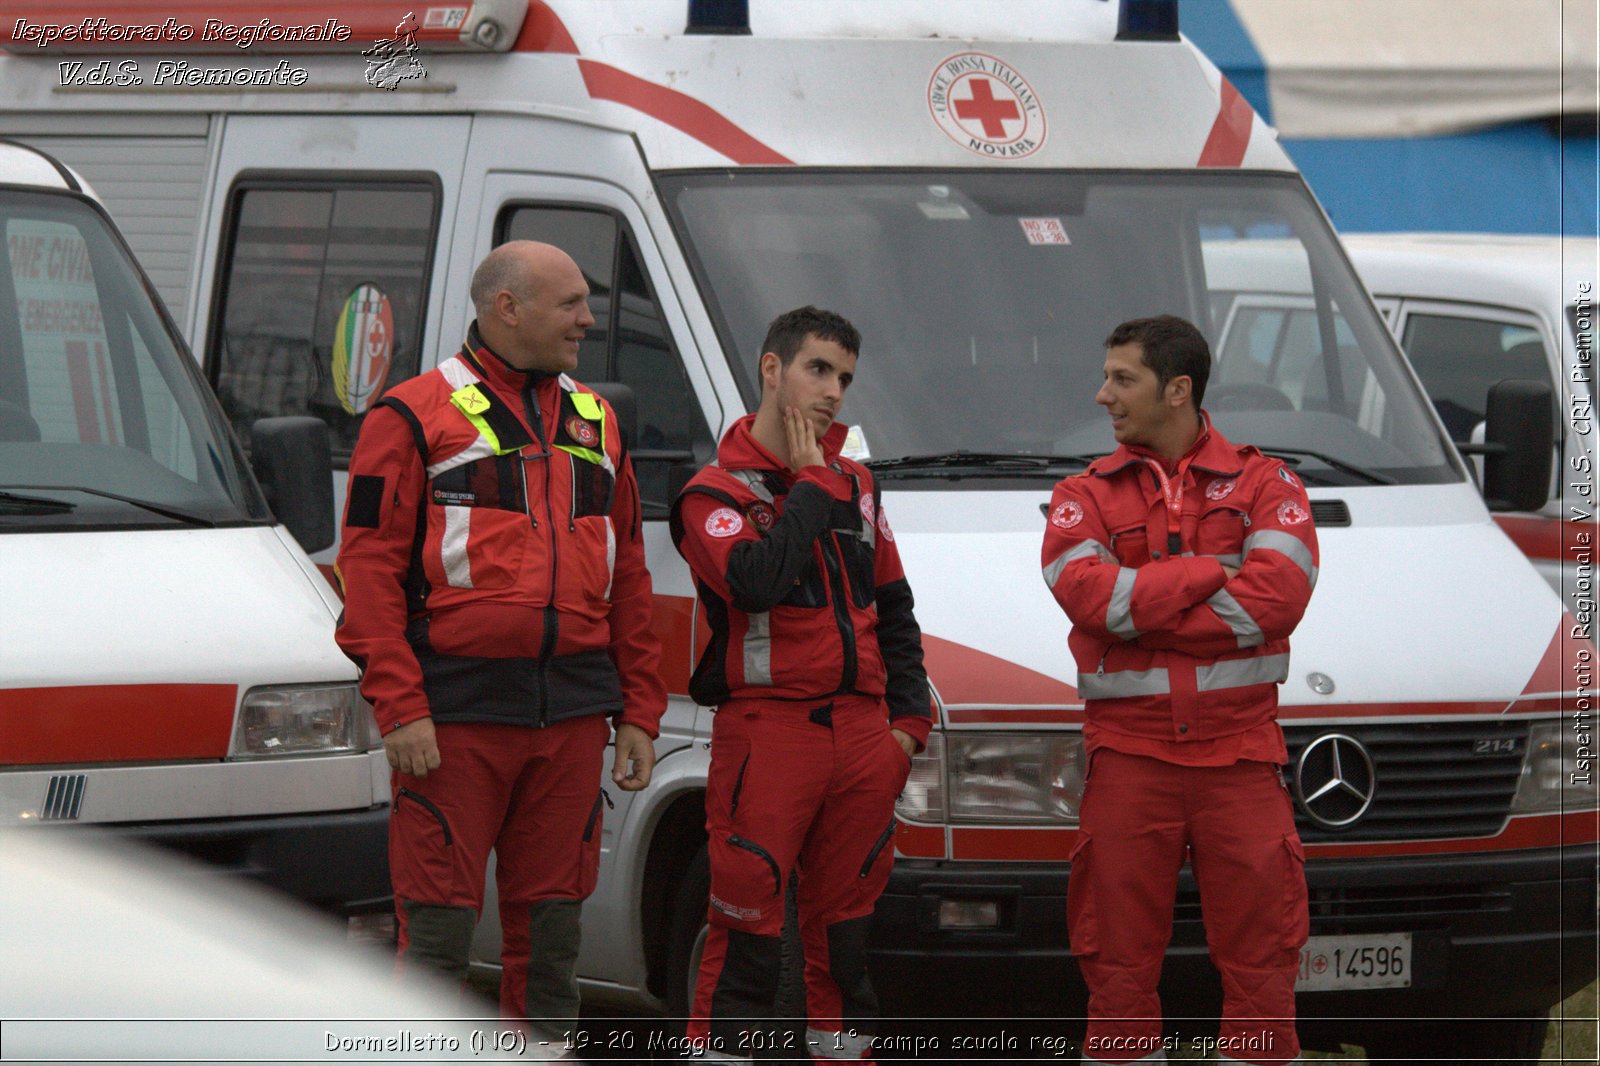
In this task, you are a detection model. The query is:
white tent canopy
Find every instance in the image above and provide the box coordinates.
[1228,0,1598,138]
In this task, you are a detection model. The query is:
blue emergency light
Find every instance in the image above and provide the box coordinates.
[1118,0,1180,41]
[686,0,752,35]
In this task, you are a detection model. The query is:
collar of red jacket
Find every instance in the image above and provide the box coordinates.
[1096,411,1247,479]
[717,413,851,476]
[459,320,559,395]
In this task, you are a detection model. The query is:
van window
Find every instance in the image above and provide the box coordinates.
[663,170,1452,487]
[0,192,267,528]
[1399,313,1554,441]
[209,180,438,461]
[502,206,712,514]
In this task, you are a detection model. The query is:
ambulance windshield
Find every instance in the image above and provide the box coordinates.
[662,170,1458,487]
[0,191,269,529]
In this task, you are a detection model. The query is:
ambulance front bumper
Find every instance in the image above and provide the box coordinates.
[86,806,393,917]
[868,846,1596,1037]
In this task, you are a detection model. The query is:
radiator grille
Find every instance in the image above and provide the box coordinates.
[1284,721,1528,843]
[39,774,87,821]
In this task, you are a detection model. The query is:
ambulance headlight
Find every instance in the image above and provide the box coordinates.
[896,732,1086,825]
[1510,720,1599,813]
[230,684,378,758]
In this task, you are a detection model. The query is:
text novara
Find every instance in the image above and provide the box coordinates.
[12,17,350,50]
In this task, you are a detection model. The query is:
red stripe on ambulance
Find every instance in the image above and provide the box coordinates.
[1197,77,1252,168]
[0,684,237,764]
[578,59,794,166]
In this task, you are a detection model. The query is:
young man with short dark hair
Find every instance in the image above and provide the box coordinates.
[672,305,930,1063]
[1042,314,1318,1065]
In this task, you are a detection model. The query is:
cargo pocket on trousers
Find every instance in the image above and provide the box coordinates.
[577,789,611,898]
[394,787,456,902]
[1065,832,1097,957]
[1280,833,1309,951]
[858,818,898,881]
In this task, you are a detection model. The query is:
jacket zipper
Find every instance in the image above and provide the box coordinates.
[397,787,452,846]
[525,381,559,727]
[728,834,783,897]
[819,531,858,691]
[859,818,897,878]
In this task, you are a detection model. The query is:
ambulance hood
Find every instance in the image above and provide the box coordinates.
[887,483,1571,723]
[3,526,351,691]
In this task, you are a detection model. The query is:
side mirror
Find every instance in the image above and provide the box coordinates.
[1460,379,1555,513]
[252,417,335,553]
[587,381,637,452]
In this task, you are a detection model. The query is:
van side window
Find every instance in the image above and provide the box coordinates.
[208,180,438,461]
[1400,313,1554,442]
[501,206,712,515]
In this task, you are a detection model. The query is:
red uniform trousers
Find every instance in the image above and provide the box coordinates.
[389,716,609,1021]
[688,694,909,1063]
[1068,750,1307,1065]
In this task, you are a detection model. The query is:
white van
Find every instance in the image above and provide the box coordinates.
[2,2,1591,1057]
[0,141,391,925]
[1341,233,1597,617]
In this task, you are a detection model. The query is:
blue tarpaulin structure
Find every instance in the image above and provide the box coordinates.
[1180,0,1599,237]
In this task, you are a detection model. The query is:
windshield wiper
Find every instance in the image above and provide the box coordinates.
[866,451,1100,479]
[1262,450,1396,486]
[2,485,218,526]
[0,489,76,515]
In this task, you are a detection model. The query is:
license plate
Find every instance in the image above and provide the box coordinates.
[1296,933,1412,991]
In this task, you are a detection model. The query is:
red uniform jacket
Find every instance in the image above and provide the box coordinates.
[334,327,665,738]
[1041,417,1318,746]
[670,416,931,747]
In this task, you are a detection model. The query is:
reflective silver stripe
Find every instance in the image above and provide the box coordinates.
[744,612,773,685]
[1207,588,1265,649]
[440,505,474,588]
[1211,552,1243,569]
[1107,566,1140,639]
[1197,653,1291,692]
[1079,666,1170,700]
[808,1028,875,1059]
[425,435,496,479]
[1042,539,1111,588]
[437,355,479,389]
[604,517,616,600]
[728,467,775,504]
[1245,529,1318,589]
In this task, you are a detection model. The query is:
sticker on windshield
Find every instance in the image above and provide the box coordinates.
[840,424,871,461]
[1019,218,1069,245]
[928,52,1046,159]
[332,284,395,416]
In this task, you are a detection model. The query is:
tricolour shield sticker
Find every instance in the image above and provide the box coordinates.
[333,284,395,416]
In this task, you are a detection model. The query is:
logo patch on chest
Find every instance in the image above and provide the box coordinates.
[1206,478,1237,501]
[745,501,777,531]
[565,416,600,448]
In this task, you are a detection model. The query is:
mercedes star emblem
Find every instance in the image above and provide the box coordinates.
[1294,732,1376,829]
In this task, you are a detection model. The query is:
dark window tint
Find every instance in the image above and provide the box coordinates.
[210,181,437,459]
[501,206,712,514]
[1400,313,1552,441]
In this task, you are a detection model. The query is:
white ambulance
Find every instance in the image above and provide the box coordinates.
[0,141,392,922]
[2,1,1591,1057]
[1342,233,1597,618]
